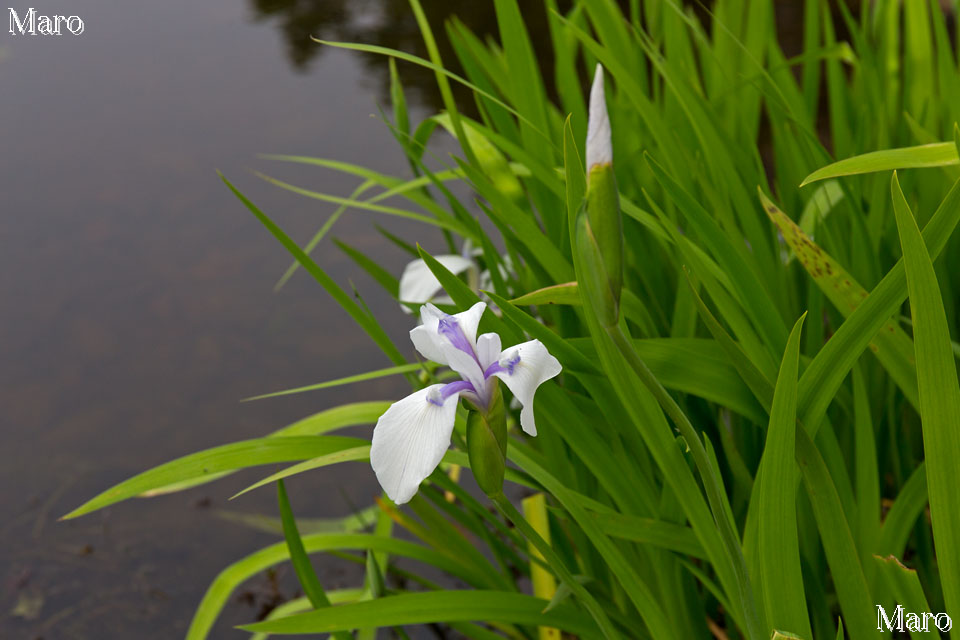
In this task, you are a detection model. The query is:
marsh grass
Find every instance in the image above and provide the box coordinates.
[67,0,960,637]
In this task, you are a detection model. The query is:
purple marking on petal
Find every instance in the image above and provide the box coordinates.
[483,361,505,379]
[502,353,521,375]
[437,316,477,359]
[441,380,474,399]
[426,388,444,406]
[426,380,475,407]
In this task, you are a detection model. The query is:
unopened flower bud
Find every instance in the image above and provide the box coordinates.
[576,204,620,328]
[577,65,622,328]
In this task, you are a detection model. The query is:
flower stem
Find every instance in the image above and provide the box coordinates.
[490,492,622,640]
[607,325,764,640]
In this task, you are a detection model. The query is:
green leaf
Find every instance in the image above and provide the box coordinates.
[873,555,941,640]
[276,482,354,640]
[646,154,787,353]
[140,401,390,496]
[214,506,377,536]
[588,511,705,558]
[494,453,676,640]
[253,171,467,234]
[510,282,580,306]
[758,190,919,412]
[485,291,598,375]
[62,436,366,519]
[233,446,371,499]
[220,173,408,367]
[795,429,874,640]
[877,463,928,557]
[250,591,365,640]
[569,336,768,425]
[243,364,431,402]
[185,534,486,640]
[333,238,400,297]
[758,314,811,639]
[890,171,960,615]
[796,176,960,436]
[801,142,957,186]
[852,365,879,564]
[240,590,598,636]
[273,179,371,291]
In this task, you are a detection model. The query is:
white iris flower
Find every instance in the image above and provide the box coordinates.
[398,254,477,310]
[370,301,561,504]
[397,241,513,312]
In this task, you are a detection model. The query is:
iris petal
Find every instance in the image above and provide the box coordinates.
[370,384,462,504]
[410,301,486,366]
[441,343,486,402]
[398,255,475,311]
[491,339,562,436]
[476,333,502,372]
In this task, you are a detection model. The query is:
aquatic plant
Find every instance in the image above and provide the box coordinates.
[67,0,960,637]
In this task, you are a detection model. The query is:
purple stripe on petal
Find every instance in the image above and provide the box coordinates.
[427,380,475,406]
[483,361,505,379]
[440,379,475,399]
[437,316,477,359]
[502,354,521,375]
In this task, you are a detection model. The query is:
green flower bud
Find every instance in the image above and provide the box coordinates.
[466,386,507,497]
[576,203,620,328]
[586,162,622,306]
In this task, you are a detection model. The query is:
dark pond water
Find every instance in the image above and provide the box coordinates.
[0,0,517,637]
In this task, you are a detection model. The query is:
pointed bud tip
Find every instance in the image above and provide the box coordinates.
[586,64,612,171]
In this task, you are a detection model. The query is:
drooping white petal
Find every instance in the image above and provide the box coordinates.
[491,339,562,436]
[586,64,612,170]
[398,255,475,312]
[410,301,487,365]
[476,332,502,371]
[370,384,461,504]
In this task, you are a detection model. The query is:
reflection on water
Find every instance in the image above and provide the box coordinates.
[250,0,569,111]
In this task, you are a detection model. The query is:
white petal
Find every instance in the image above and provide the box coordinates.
[370,385,460,504]
[492,340,562,436]
[476,332,502,371]
[409,304,449,364]
[409,301,487,366]
[451,301,487,346]
[398,256,475,309]
[586,64,612,170]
